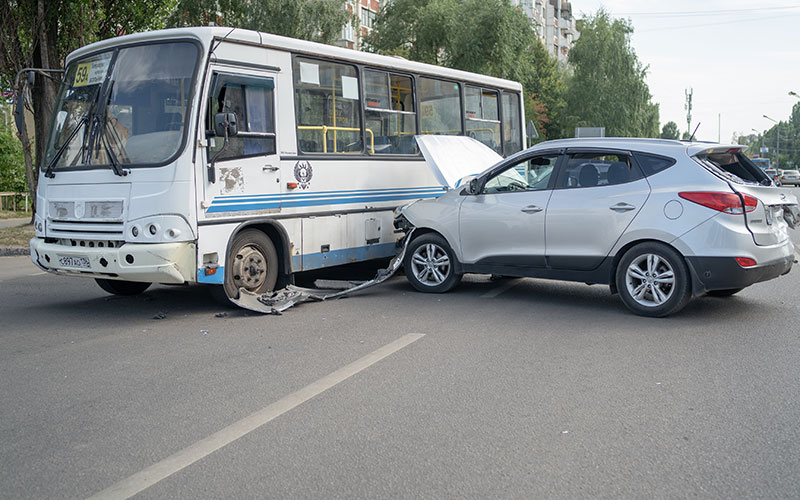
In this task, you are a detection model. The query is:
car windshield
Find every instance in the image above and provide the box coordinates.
[44,41,199,172]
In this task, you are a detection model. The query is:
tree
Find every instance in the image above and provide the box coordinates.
[0,0,173,217]
[660,121,679,140]
[365,0,567,139]
[168,0,351,44]
[564,10,659,138]
[0,125,25,195]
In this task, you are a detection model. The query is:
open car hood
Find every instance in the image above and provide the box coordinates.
[415,135,503,188]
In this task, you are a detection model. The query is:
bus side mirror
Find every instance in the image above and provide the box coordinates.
[214,112,238,137]
[208,113,238,184]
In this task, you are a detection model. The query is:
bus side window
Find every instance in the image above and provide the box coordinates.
[363,69,417,155]
[465,85,501,154]
[293,57,362,154]
[418,77,462,137]
[206,74,276,161]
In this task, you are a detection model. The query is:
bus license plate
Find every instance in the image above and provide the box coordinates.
[59,255,90,269]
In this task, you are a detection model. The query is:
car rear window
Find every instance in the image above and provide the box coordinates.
[633,153,675,177]
[694,152,771,186]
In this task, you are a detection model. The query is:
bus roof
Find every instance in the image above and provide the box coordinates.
[66,26,523,92]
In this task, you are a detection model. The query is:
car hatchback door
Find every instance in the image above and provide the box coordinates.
[458,153,560,267]
[545,150,650,270]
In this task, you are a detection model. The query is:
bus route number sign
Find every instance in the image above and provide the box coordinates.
[73,63,92,87]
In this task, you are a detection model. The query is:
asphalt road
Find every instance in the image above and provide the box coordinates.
[2,236,800,499]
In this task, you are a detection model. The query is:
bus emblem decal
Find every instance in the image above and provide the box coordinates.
[294,161,313,189]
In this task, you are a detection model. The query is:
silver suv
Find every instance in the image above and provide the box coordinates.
[395,138,799,317]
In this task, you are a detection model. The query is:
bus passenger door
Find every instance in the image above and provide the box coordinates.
[201,69,281,217]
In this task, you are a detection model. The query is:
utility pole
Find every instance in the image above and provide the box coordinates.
[684,88,693,139]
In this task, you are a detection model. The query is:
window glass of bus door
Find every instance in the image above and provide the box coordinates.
[202,73,280,215]
[501,92,522,156]
[465,85,501,154]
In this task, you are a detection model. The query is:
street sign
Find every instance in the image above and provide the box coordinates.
[761,147,769,153]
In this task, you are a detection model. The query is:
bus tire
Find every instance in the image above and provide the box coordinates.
[95,279,151,296]
[223,229,279,300]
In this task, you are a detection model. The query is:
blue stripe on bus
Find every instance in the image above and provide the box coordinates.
[213,186,444,201]
[198,244,398,284]
[210,189,443,206]
[198,266,225,284]
[291,243,398,271]
[207,191,443,213]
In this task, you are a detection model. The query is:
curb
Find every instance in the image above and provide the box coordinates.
[0,248,29,257]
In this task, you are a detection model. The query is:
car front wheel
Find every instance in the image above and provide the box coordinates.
[404,233,462,293]
[616,242,691,317]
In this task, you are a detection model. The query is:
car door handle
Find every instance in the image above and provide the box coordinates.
[610,202,636,212]
[521,205,544,214]
[262,165,279,172]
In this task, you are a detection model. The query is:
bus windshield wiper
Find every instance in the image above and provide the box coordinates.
[44,113,88,178]
[101,131,127,177]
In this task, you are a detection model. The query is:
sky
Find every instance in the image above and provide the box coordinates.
[575,0,800,143]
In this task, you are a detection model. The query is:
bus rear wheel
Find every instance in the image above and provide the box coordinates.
[223,230,278,300]
[95,279,151,296]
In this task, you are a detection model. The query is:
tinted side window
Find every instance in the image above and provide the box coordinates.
[363,69,418,155]
[501,92,522,156]
[556,153,642,189]
[635,153,676,177]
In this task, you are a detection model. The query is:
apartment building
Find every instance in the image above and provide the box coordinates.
[512,0,580,64]
[337,0,381,50]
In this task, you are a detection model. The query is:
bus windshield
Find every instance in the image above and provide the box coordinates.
[44,41,200,173]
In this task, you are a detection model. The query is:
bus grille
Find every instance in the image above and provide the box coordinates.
[48,220,126,239]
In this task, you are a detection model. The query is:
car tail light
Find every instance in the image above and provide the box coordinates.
[735,257,757,268]
[678,191,758,214]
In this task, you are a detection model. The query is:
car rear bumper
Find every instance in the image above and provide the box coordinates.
[686,253,794,293]
[30,238,196,284]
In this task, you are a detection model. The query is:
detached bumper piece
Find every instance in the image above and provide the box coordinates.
[232,229,415,314]
[30,239,195,284]
[686,254,794,294]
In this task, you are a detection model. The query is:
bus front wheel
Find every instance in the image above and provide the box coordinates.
[95,279,151,296]
[223,230,279,300]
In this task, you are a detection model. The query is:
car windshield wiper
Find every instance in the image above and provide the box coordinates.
[44,113,88,179]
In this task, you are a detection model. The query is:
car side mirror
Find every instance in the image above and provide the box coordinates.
[467,178,480,195]
[214,112,238,137]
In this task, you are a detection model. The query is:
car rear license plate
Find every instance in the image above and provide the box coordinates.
[59,255,90,269]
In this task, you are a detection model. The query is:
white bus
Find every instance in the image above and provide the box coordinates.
[30,27,525,300]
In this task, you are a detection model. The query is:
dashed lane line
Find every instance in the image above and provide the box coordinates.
[86,333,426,500]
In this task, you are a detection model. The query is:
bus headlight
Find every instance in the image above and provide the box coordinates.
[34,214,46,237]
[126,215,194,243]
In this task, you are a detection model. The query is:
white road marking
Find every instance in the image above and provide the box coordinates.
[480,279,521,298]
[86,333,426,500]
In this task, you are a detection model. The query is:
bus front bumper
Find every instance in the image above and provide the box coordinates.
[30,238,196,284]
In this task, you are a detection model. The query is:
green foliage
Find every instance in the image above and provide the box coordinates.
[660,121,680,140]
[565,10,659,138]
[366,0,566,139]
[749,102,800,168]
[168,0,350,44]
[0,126,26,193]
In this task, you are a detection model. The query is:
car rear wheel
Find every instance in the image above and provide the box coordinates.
[707,287,744,297]
[404,233,462,293]
[95,279,151,296]
[616,242,691,317]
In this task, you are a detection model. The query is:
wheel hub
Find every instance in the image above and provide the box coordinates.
[232,245,267,291]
